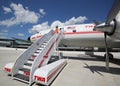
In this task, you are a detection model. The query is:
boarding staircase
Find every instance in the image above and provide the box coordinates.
[12,30,63,85]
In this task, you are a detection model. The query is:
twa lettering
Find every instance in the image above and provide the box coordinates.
[34,76,45,82]
[4,68,11,72]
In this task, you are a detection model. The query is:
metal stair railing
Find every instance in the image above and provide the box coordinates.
[29,30,63,85]
[12,30,54,78]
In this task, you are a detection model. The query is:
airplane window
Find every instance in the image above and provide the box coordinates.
[73,30,76,32]
[60,28,64,30]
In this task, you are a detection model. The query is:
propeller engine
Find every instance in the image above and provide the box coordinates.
[94,0,120,70]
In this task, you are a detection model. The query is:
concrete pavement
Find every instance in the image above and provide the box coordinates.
[0,47,120,86]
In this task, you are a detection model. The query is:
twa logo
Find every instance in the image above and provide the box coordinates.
[85,25,95,28]
[34,76,45,82]
[4,68,11,72]
[67,26,75,29]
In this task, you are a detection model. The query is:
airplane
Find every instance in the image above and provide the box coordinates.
[28,24,120,68]
[27,0,120,70]
[3,0,120,85]
[28,24,120,49]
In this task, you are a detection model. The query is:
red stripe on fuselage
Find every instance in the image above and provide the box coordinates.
[63,31,103,35]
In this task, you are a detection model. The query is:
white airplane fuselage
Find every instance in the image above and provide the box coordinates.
[29,24,120,48]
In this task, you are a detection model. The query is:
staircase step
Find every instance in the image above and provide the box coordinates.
[34,50,42,54]
[23,65,31,69]
[43,42,47,45]
[14,74,29,83]
[28,58,34,61]
[19,68,30,76]
[19,68,30,72]
[38,47,43,50]
[28,58,34,63]
[35,51,40,53]
[40,45,45,48]
[41,44,45,45]
[18,68,30,76]
[24,63,32,66]
[36,50,41,53]
[37,48,42,50]
[33,53,39,56]
[41,43,46,45]
[31,55,37,59]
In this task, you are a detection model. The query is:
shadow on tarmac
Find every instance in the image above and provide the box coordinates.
[63,54,120,75]
[84,63,120,75]
[63,54,120,65]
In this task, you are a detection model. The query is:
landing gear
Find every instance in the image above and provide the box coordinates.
[104,53,114,59]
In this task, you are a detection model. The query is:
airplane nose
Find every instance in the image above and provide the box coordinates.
[27,36,31,41]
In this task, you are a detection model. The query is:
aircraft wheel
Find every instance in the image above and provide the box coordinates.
[104,53,114,59]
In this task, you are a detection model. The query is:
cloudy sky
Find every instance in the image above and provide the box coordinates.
[0,0,114,40]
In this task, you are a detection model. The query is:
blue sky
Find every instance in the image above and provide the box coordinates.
[0,0,114,40]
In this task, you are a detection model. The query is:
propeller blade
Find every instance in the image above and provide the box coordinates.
[104,33,109,71]
[106,0,120,24]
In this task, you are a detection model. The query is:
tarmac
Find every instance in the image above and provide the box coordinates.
[0,47,120,86]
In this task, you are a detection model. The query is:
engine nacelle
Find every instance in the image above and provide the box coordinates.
[109,19,120,39]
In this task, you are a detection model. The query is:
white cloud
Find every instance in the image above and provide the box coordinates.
[2,6,12,14]
[0,3,40,27]
[64,16,87,25]
[39,8,46,15]
[51,20,63,28]
[29,16,87,34]
[29,22,49,34]
[17,33,24,36]
[0,29,8,38]
[50,16,87,28]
